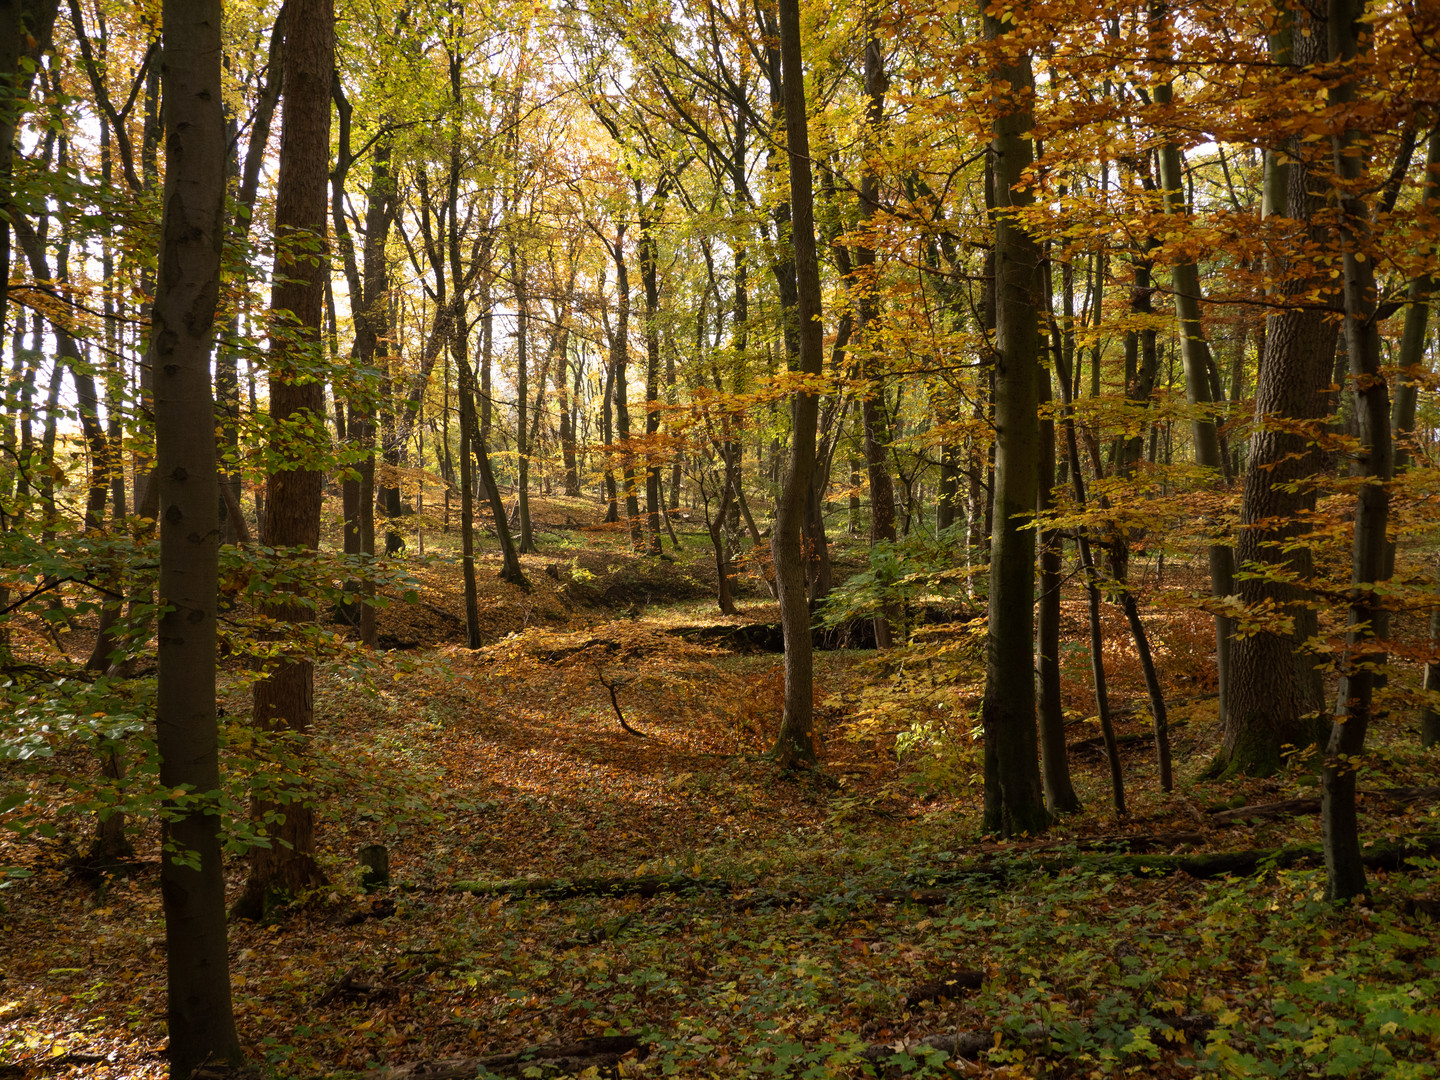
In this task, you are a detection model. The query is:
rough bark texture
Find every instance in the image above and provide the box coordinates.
[240,0,335,918]
[152,1,243,1072]
[769,0,821,771]
[608,232,645,549]
[979,0,1049,836]
[1223,7,1333,775]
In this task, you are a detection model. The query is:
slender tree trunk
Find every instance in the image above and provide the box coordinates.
[1036,366,1079,813]
[609,231,645,549]
[1323,0,1391,902]
[769,0,821,771]
[639,196,666,555]
[458,335,481,646]
[0,0,59,347]
[1422,608,1440,749]
[855,26,898,646]
[457,351,526,586]
[1151,0,1235,731]
[601,336,619,521]
[513,246,536,553]
[152,2,242,1070]
[1053,333,1126,816]
[1389,128,1440,746]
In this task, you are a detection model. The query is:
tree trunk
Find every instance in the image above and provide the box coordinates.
[238,0,334,919]
[1150,0,1235,731]
[151,1,243,1070]
[639,195,666,555]
[609,232,645,550]
[769,0,821,771]
[0,0,59,346]
[979,0,1049,836]
[458,335,481,647]
[457,351,526,587]
[1322,0,1391,903]
[1389,127,1439,746]
[1036,367,1079,814]
[1223,8,1333,776]
[513,246,536,553]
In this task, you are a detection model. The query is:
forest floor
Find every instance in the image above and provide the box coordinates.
[2,494,1440,1078]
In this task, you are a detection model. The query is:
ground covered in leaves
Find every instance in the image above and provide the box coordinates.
[3,498,1440,1078]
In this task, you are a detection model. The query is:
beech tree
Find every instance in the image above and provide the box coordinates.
[769,0,822,771]
[237,0,335,919]
[978,0,1049,836]
[151,0,242,1070]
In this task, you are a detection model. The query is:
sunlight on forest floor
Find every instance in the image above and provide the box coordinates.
[3,498,1440,1078]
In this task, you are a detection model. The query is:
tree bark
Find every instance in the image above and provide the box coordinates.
[769,0,821,771]
[1036,367,1079,813]
[238,0,334,918]
[1389,128,1440,746]
[151,0,243,1070]
[1150,0,1235,731]
[1223,7,1334,776]
[639,189,667,556]
[1323,0,1391,903]
[979,0,1049,836]
[0,0,59,345]
[607,230,645,549]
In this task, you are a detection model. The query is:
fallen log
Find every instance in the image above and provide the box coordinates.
[1209,797,1319,825]
[1015,831,1207,854]
[1209,786,1440,826]
[904,969,985,1007]
[449,873,729,900]
[316,965,398,1007]
[909,834,1440,887]
[366,1035,647,1080]
[861,1013,1214,1066]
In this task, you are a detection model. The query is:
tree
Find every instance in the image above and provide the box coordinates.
[151,0,242,1070]
[769,0,821,771]
[1321,0,1391,903]
[979,0,1049,837]
[1221,1,1335,776]
[1149,0,1235,734]
[237,0,335,919]
[0,0,60,343]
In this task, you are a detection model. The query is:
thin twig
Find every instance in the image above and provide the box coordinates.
[594,668,647,738]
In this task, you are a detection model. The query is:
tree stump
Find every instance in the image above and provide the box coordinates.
[359,844,390,892]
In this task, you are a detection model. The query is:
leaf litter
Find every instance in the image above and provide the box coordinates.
[2,500,1440,1078]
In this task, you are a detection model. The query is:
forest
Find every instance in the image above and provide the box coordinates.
[1,0,1439,1076]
